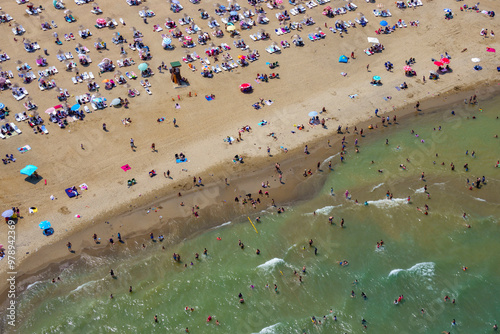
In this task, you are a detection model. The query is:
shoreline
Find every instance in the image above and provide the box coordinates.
[2,82,498,306]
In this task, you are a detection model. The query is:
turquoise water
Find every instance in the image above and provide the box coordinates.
[6,98,500,333]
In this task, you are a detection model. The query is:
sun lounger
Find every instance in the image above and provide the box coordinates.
[84,106,91,113]
[72,77,78,84]
[10,123,22,134]
[89,72,94,79]
[41,125,49,134]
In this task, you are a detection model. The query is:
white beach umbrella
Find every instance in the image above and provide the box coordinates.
[471,58,481,62]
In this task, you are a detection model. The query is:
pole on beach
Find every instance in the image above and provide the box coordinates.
[247,217,258,233]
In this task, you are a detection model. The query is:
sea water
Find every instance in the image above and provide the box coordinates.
[6,97,500,333]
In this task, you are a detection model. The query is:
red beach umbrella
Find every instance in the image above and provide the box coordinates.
[440,58,450,64]
[434,61,444,66]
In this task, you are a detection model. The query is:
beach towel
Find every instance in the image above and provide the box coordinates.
[223,137,235,143]
[79,183,88,190]
[395,86,401,91]
[29,207,37,213]
[175,104,181,109]
[158,117,165,122]
[264,100,273,106]
[486,47,495,53]
[121,164,131,171]
[65,187,78,198]
[18,145,31,153]
[176,158,188,163]
[255,79,261,83]
[349,94,358,99]
[205,95,213,101]
[258,120,268,126]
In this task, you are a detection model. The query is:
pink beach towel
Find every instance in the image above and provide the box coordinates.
[486,47,496,53]
[121,164,131,171]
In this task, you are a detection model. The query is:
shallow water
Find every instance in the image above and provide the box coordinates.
[6,98,500,333]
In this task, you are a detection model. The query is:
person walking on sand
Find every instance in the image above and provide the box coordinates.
[367,64,370,72]
[415,101,420,110]
[66,241,72,252]
[151,143,156,152]
[130,138,135,149]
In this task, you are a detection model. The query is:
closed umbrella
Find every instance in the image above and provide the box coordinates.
[39,221,51,229]
[2,210,14,218]
[71,103,80,111]
[308,111,318,117]
[138,63,148,71]
[20,165,38,176]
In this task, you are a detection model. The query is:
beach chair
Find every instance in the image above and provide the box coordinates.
[84,106,91,113]
[89,72,94,79]
[10,123,22,134]
[72,77,78,84]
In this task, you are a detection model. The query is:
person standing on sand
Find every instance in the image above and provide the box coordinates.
[151,143,156,152]
[415,101,420,110]
[367,64,370,72]
[66,242,72,252]
[130,138,135,150]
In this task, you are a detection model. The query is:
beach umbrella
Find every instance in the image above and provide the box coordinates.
[338,55,348,63]
[96,18,106,25]
[403,65,412,71]
[163,37,172,45]
[71,103,80,111]
[226,25,236,31]
[20,165,38,176]
[433,61,444,66]
[373,75,381,81]
[239,83,251,90]
[0,78,6,87]
[308,111,318,117]
[0,103,5,109]
[110,98,122,106]
[45,107,56,114]
[1,209,14,218]
[379,20,388,27]
[54,104,63,109]
[440,58,450,64]
[102,79,110,83]
[471,58,480,62]
[53,0,58,6]
[230,11,238,16]
[64,9,72,14]
[138,63,148,71]
[444,8,452,13]
[367,37,379,44]
[185,35,192,41]
[39,221,51,229]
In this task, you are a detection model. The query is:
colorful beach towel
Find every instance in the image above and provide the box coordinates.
[205,95,213,101]
[121,164,131,171]
[65,187,78,198]
[79,183,88,190]
[18,145,31,153]
[176,158,187,164]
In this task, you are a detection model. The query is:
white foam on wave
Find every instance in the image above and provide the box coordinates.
[474,197,486,202]
[388,262,435,278]
[371,183,384,192]
[26,281,43,291]
[366,197,407,209]
[253,322,281,334]
[322,153,339,165]
[257,258,285,271]
[70,278,104,294]
[415,187,425,193]
[212,221,231,229]
[304,204,342,216]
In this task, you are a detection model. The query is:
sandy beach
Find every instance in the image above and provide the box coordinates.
[1,0,499,299]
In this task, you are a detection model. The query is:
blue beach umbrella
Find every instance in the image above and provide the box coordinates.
[308,111,318,117]
[2,209,14,218]
[39,221,51,229]
[163,37,172,45]
[380,20,388,27]
[230,11,238,16]
[20,165,38,176]
[71,103,80,111]
[373,75,381,81]
[138,63,148,71]
[0,103,5,109]
[338,55,348,63]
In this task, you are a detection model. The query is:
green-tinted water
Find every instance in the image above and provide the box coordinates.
[7,98,500,333]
